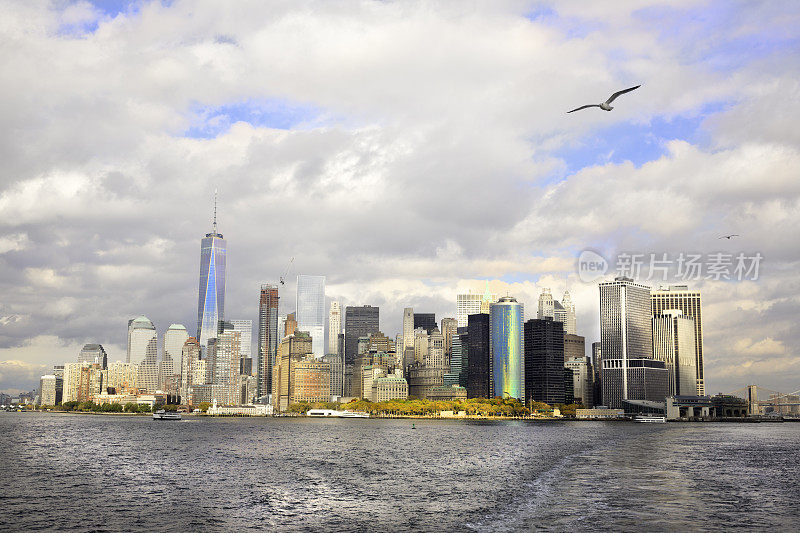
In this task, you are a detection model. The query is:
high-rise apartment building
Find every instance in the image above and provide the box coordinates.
[78,344,107,369]
[296,275,326,357]
[328,302,342,355]
[565,357,594,407]
[467,314,490,398]
[524,318,565,405]
[257,284,279,400]
[323,352,343,399]
[196,200,226,346]
[284,313,298,337]
[207,325,241,406]
[490,297,524,400]
[652,310,697,396]
[651,286,705,395]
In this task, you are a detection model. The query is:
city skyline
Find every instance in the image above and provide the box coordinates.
[1,2,799,397]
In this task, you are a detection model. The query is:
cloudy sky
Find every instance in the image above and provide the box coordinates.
[1,0,798,396]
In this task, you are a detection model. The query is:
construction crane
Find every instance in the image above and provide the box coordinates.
[279,257,294,285]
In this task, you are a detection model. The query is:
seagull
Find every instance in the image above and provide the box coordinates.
[567,85,641,113]
[719,234,739,240]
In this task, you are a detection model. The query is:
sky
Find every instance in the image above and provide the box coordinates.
[1,0,799,396]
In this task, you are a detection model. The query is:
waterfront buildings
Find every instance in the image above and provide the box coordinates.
[77,344,107,369]
[273,331,313,412]
[524,317,565,405]
[601,358,669,409]
[490,296,524,400]
[208,323,242,405]
[565,357,594,407]
[257,284,280,399]
[466,313,490,399]
[62,362,103,403]
[651,286,705,395]
[196,204,227,346]
[39,374,62,405]
[323,352,343,399]
[373,373,409,402]
[291,358,331,404]
[296,275,326,357]
[127,316,159,393]
[599,277,653,407]
[161,324,188,395]
[179,337,201,401]
[444,329,468,387]
[107,361,138,394]
[652,310,698,396]
[328,302,342,355]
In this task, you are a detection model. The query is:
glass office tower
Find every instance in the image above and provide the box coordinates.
[490,296,524,400]
[196,209,227,346]
[296,275,326,357]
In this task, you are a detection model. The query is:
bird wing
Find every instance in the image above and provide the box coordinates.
[567,104,601,113]
[605,85,641,104]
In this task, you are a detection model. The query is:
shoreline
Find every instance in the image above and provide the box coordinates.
[5,410,795,423]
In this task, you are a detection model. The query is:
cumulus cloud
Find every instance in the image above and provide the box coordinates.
[0,0,798,394]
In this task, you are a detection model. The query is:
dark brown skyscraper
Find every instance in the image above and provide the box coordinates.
[466,313,490,399]
[258,284,279,399]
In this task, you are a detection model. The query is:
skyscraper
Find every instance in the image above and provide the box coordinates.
[78,344,107,369]
[257,284,279,399]
[490,297,524,400]
[467,313,490,398]
[413,313,437,333]
[652,310,697,396]
[440,317,458,357]
[600,277,657,407]
[524,317,565,405]
[456,283,496,327]
[537,288,555,319]
[196,196,227,346]
[230,320,253,360]
[560,290,577,335]
[328,301,341,355]
[296,275,326,357]
[127,315,158,393]
[651,286,705,395]
[162,324,188,395]
[343,305,379,366]
[179,337,201,401]
[402,308,414,351]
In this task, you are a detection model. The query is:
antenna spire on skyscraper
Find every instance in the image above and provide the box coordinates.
[213,189,218,234]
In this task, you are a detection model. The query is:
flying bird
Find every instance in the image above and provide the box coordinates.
[719,234,739,240]
[567,85,641,113]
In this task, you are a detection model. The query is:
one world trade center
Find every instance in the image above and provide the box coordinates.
[197,195,227,346]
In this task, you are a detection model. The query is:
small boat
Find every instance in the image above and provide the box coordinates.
[633,415,666,423]
[339,410,370,418]
[153,409,182,420]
